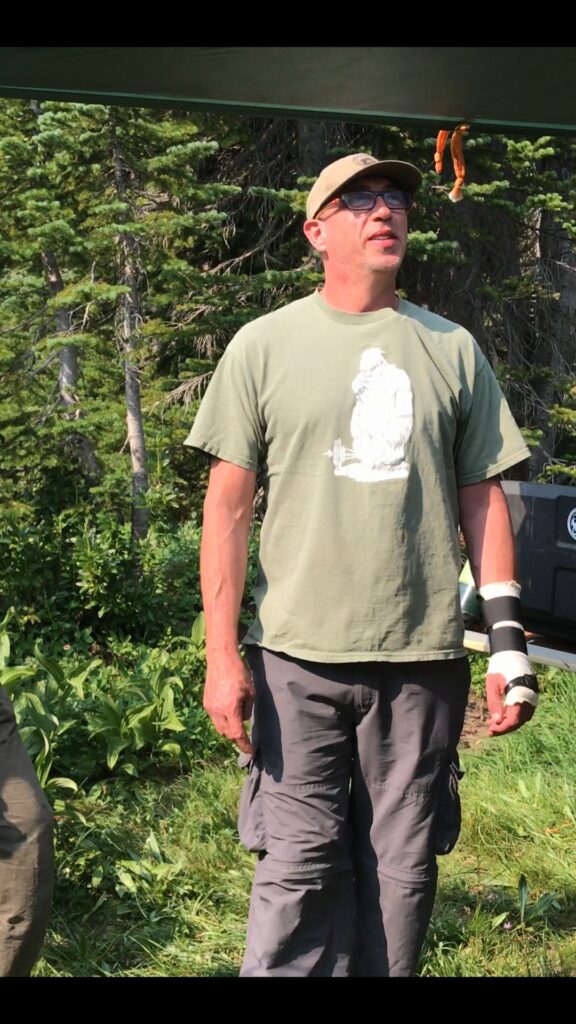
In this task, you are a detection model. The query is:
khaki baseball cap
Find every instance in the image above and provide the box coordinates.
[306,152,422,219]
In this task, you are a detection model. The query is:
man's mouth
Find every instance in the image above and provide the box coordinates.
[367,232,397,243]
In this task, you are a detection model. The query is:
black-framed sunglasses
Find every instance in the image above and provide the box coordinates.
[322,189,414,214]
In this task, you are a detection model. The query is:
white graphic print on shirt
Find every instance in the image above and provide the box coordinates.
[325,348,413,482]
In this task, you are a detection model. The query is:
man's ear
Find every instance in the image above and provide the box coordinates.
[303,217,327,254]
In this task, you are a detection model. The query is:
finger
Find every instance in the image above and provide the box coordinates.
[243,692,255,722]
[207,711,230,737]
[485,672,506,723]
[226,703,255,755]
[242,667,256,699]
[506,700,535,727]
[488,695,537,735]
[488,702,524,736]
[206,708,250,748]
[230,725,254,756]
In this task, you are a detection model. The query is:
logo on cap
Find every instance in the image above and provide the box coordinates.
[568,508,576,541]
[352,155,378,167]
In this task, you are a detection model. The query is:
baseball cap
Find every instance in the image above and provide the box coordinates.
[306,152,422,219]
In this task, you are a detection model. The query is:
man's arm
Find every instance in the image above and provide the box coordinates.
[458,476,537,737]
[200,457,257,755]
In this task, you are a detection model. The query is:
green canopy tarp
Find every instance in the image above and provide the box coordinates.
[0,47,575,134]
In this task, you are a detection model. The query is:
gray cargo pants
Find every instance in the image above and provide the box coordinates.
[0,686,54,977]
[239,648,470,977]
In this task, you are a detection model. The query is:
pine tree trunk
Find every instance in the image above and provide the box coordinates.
[110,118,149,541]
[39,248,100,479]
[32,102,82,417]
[125,355,149,541]
[40,249,79,411]
[58,343,79,408]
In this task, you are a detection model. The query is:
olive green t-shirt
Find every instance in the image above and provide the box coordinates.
[185,292,529,662]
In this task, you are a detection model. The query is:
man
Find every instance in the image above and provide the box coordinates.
[185,152,538,976]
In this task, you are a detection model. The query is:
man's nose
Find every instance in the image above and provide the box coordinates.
[372,195,393,216]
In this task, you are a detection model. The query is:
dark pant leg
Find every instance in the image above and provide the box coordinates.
[0,687,54,977]
[240,648,356,977]
[350,658,470,977]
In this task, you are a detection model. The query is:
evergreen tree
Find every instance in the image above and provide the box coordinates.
[0,102,574,648]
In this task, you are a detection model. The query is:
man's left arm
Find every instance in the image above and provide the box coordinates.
[458,476,539,736]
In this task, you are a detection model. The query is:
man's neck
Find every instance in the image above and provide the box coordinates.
[319,277,399,314]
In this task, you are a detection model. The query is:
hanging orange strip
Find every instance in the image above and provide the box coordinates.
[434,124,471,201]
[448,124,470,202]
[434,129,450,174]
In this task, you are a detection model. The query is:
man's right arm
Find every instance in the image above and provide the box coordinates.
[200,457,257,755]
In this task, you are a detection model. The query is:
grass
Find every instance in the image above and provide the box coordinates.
[421,666,576,976]
[34,661,576,977]
[35,761,250,977]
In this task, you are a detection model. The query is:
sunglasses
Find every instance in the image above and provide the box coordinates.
[319,189,413,215]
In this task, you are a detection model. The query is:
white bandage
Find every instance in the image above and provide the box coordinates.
[486,652,539,707]
[479,581,539,709]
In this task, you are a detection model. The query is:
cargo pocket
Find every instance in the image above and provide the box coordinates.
[237,750,267,854]
[434,753,464,856]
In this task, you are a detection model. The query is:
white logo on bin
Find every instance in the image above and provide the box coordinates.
[568,508,576,541]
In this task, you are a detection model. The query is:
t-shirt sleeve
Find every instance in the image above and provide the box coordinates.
[454,357,530,486]
[183,335,264,472]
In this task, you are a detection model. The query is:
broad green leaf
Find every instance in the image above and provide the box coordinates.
[190,611,205,647]
[33,647,65,686]
[116,869,137,893]
[0,666,37,693]
[106,737,130,770]
[145,832,163,862]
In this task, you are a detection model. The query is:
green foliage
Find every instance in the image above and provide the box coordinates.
[0,608,227,806]
[34,766,247,976]
[0,506,204,646]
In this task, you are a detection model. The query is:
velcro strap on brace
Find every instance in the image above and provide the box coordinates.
[480,595,523,630]
[503,674,540,708]
[503,674,540,698]
[489,624,528,654]
[478,582,526,656]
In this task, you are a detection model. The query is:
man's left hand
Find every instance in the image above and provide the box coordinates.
[486,671,537,736]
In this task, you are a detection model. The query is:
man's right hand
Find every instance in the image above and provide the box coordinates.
[203,652,256,756]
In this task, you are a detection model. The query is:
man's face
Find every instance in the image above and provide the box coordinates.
[305,175,409,278]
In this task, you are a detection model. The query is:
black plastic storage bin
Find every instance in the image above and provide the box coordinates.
[501,481,576,643]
